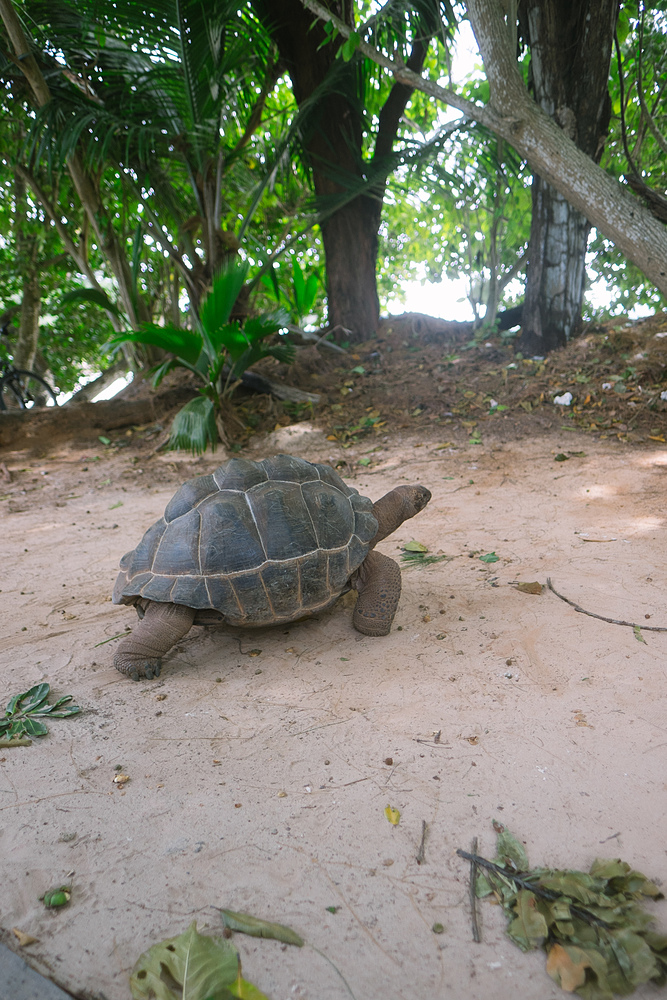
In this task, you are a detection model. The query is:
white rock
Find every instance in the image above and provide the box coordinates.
[553,392,573,406]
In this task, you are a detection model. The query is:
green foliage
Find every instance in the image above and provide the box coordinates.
[472,826,667,998]
[259,256,323,325]
[0,683,82,740]
[585,4,667,317]
[130,921,268,1000]
[379,116,531,322]
[168,397,218,454]
[218,909,304,946]
[109,259,292,453]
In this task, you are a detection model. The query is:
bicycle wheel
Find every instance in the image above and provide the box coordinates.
[0,370,59,410]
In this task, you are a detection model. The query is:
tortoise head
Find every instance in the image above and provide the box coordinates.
[370,484,432,546]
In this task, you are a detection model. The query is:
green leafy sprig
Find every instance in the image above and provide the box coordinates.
[0,683,82,741]
[460,826,667,998]
[400,541,448,567]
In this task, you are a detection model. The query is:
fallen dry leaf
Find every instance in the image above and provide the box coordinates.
[546,942,591,992]
[517,582,542,595]
[384,804,400,825]
[13,928,39,947]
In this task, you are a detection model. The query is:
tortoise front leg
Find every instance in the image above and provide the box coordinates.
[352,550,402,637]
[114,601,196,681]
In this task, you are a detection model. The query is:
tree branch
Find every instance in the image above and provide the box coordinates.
[299,0,667,298]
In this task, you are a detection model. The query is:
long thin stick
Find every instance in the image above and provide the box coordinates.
[469,837,481,943]
[416,820,427,865]
[456,849,611,928]
[547,578,667,633]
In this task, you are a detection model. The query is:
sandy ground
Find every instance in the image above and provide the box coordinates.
[1,422,666,1000]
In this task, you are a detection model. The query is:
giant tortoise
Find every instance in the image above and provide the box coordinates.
[112,454,431,680]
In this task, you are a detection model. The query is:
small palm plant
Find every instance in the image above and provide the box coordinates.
[109,260,292,453]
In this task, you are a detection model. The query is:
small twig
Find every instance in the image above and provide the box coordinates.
[456,849,612,928]
[308,944,358,1000]
[599,832,621,844]
[416,820,427,865]
[469,837,481,943]
[0,736,32,747]
[93,630,131,647]
[547,578,667,633]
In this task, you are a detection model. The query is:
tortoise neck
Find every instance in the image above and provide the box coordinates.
[370,487,422,547]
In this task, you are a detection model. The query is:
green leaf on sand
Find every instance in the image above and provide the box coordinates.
[479,551,500,563]
[495,825,530,871]
[402,540,429,553]
[130,922,241,1000]
[218,909,304,947]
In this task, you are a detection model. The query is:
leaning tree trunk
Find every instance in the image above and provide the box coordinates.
[518,0,618,354]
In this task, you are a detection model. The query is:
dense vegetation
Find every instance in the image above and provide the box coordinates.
[0,1,665,402]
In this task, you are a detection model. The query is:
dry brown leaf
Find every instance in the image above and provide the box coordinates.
[546,942,591,992]
[517,582,542,595]
[12,928,39,947]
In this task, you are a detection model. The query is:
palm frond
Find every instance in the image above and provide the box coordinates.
[199,259,250,352]
[167,395,218,454]
[60,287,123,317]
[107,324,203,366]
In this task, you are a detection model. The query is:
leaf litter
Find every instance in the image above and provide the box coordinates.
[459,823,667,998]
[400,540,448,566]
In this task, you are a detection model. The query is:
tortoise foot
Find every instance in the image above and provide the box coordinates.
[115,655,162,681]
[353,609,392,637]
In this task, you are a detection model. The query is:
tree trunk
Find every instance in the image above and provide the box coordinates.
[519,0,618,354]
[254,0,376,339]
[300,2,667,303]
[65,361,131,404]
[15,272,41,371]
[322,198,380,338]
[255,0,428,342]
[521,180,590,351]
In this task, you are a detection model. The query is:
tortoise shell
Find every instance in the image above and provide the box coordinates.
[112,454,378,627]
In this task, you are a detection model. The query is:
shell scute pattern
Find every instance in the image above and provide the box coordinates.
[113,455,378,625]
[152,508,202,575]
[199,494,266,574]
[213,458,268,491]
[164,474,218,522]
[245,481,317,561]
[260,560,302,617]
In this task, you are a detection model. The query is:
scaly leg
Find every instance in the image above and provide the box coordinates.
[114,601,196,681]
[352,550,402,637]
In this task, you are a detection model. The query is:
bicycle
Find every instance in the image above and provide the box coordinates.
[0,323,59,410]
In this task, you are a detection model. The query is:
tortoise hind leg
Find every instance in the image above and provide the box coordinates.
[352,550,402,637]
[114,601,196,681]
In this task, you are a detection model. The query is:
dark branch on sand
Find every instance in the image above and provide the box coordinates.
[547,578,667,633]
